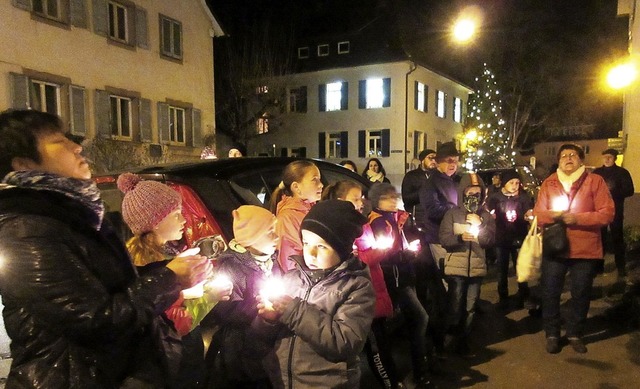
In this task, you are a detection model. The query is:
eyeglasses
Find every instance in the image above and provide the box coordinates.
[443,158,459,164]
[560,152,579,159]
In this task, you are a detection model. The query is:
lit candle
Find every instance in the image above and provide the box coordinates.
[260,278,285,310]
[468,224,479,238]
[506,209,517,223]
[407,239,420,252]
[552,196,569,212]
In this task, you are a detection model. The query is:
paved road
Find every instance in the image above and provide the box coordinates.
[360,254,640,389]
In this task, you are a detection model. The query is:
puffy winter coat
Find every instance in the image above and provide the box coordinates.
[275,195,313,272]
[256,255,375,389]
[354,224,394,318]
[0,187,182,388]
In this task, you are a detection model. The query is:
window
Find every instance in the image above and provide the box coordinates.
[32,0,61,20]
[319,82,348,112]
[160,15,182,60]
[453,97,463,123]
[367,131,382,156]
[30,79,61,115]
[358,129,390,158]
[169,106,186,144]
[327,133,342,158]
[256,85,269,94]
[319,132,348,158]
[108,1,128,42]
[415,82,427,112]
[257,114,269,134]
[318,44,329,57]
[436,90,446,118]
[359,78,391,109]
[298,47,309,59]
[289,86,307,113]
[110,95,132,138]
[337,41,350,54]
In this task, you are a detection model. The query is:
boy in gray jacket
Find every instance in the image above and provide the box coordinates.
[439,173,496,357]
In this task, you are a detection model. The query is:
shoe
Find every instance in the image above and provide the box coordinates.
[546,337,560,354]
[414,374,436,389]
[568,337,587,353]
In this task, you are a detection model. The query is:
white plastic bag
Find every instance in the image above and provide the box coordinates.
[516,216,543,282]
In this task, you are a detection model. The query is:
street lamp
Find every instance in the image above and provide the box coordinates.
[452,18,476,43]
[606,62,637,90]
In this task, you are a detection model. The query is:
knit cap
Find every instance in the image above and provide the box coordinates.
[300,200,368,261]
[368,182,397,209]
[500,170,521,187]
[117,172,182,235]
[232,205,277,248]
[418,149,436,161]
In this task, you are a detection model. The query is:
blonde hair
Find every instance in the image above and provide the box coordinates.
[321,180,361,201]
[269,160,318,213]
[126,232,165,267]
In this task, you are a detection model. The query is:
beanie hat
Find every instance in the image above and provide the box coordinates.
[435,142,460,160]
[301,200,367,260]
[602,148,619,157]
[418,149,436,162]
[500,170,521,188]
[117,172,182,235]
[368,182,397,209]
[232,205,277,248]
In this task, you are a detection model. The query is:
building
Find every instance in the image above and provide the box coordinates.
[1,0,223,168]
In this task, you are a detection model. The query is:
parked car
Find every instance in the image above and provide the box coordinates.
[95,157,371,252]
[476,165,541,200]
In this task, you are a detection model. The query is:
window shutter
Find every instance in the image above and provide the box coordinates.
[358,80,366,109]
[383,78,391,107]
[10,73,29,109]
[358,130,366,158]
[340,131,349,158]
[70,0,88,28]
[139,98,152,142]
[340,81,348,110]
[318,132,326,158]
[92,0,108,36]
[299,147,307,158]
[94,89,111,138]
[318,84,326,112]
[192,108,203,147]
[135,7,149,49]
[69,86,86,136]
[300,86,308,112]
[424,85,429,112]
[12,0,30,11]
[157,102,170,144]
[280,147,288,157]
[414,81,419,110]
[381,129,391,157]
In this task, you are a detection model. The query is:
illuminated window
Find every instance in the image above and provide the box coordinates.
[453,97,463,122]
[415,82,427,112]
[319,82,348,112]
[110,95,132,139]
[108,1,128,42]
[257,114,269,134]
[160,15,182,60]
[359,78,390,109]
[366,79,384,109]
[256,85,269,94]
[169,106,185,144]
[367,131,382,157]
[326,82,343,111]
[436,90,446,118]
[327,133,343,158]
[30,80,60,115]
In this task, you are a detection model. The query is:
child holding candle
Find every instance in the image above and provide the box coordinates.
[254,200,375,388]
[205,205,281,388]
[118,172,233,388]
[439,173,495,357]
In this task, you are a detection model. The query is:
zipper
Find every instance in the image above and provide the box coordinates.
[287,272,315,389]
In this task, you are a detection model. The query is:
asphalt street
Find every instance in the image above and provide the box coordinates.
[360,254,640,389]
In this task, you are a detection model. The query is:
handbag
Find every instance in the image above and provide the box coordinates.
[516,216,543,282]
[542,221,569,256]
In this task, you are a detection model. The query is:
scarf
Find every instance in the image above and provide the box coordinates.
[229,239,274,275]
[2,170,105,230]
[366,170,385,183]
[556,165,586,193]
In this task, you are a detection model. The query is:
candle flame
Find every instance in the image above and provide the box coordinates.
[260,278,285,310]
[552,196,569,212]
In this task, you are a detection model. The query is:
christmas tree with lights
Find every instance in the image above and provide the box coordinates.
[464,63,514,170]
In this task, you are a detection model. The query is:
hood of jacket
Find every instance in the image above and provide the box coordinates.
[457,172,487,209]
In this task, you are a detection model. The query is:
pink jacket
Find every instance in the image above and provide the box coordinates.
[355,224,394,318]
[275,195,313,271]
[533,171,614,259]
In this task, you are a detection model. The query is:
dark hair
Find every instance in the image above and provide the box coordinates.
[0,109,64,178]
[269,160,319,213]
[556,143,585,161]
[339,160,357,172]
[321,180,361,201]
[362,158,387,178]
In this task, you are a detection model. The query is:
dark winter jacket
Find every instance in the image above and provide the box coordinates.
[419,170,460,243]
[254,255,375,389]
[592,164,634,203]
[486,190,534,248]
[0,187,182,388]
[401,168,433,225]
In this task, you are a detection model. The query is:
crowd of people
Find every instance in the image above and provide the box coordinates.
[0,109,633,388]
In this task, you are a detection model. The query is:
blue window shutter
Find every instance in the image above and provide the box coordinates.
[92,0,108,36]
[383,78,391,107]
[192,108,202,147]
[340,82,348,110]
[318,132,326,158]
[70,0,88,28]
[10,73,29,109]
[358,80,366,109]
[299,147,307,158]
[414,81,419,110]
[340,131,349,158]
[139,98,152,142]
[381,129,390,157]
[135,7,149,49]
[425,85,429,112]
[157,102,170,144]
[70,86,86,136]
[358,130,366,158]
[280,148,288,157]
[300,86,307,112]
[94,89,111,138]
[318,84,326,112]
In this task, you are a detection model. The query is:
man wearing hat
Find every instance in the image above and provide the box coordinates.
[593,149,634,278]
[402,148,437,229]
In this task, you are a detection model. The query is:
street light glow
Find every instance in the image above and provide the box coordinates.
[453,18,476,43]
[607,62,636,89]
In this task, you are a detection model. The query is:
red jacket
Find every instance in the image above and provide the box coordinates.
[275,195,313,272]
[355,224,394,318]
[533,171,614,259]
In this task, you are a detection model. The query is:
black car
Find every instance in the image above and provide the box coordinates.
[95,157,371,250]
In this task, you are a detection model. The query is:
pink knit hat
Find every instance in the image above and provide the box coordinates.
[232,205,277,248]
[117,172,182,235]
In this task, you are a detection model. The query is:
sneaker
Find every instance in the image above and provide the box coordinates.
[546,337,560,354]
[568,337,587,353]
